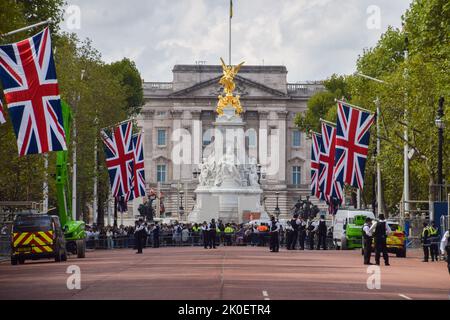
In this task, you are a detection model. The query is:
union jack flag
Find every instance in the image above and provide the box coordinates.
[0,99,5,124]
[318,121,343,204]
[310,132,323,199]
[131,133,146,198]
[101,122,135,198]
[334,102,375,190]
[0,28,66,156]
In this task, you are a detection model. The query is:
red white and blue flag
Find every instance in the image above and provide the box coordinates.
[334,102,375,190]
[126,132,146,201]
[101,122,135,198]
[0,99,5,124]
[0,28,66,156]
[318,121,343,204]
[310,132,323,199]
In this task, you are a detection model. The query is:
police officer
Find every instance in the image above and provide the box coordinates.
[362,218,373,265]
[152,222,160,248]
[201,221,209,249]
[421,222,431,262]
[429,222,439,262]
[298,217,307,250]
[289,214,300,250]
[134,219,147,254]
[224,224,234,246]
[315,215,328,250]
[269,216,281,252]
[208,219,217,249]
[307,218,316,250]
[370,214,391,266]
[285,221,294,250]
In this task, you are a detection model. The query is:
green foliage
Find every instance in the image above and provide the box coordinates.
[0,4,143,225]
[296,0,449,215]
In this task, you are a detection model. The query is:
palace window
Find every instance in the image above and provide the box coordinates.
[292,166,302,186]
[157,129,167,146]
[292,130,301,147]
[247,129,257,148]
[157,165,167,183]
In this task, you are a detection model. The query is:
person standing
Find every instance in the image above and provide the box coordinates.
[298,217,307,250]
[370,214,391,266]
[269,216,281,252]
[201,222,209,249]
[134,219,147,254]
[307,218,316,250]
[224,224,234,246]
[429,222,440,262]
[421,222,431,262]
[285,221,294,250]
[289,215,300,250]
[208,219,217,249]
[362,218,374,265]
[315,215,328,250]
[153,222,160,248]
[440,229,449,274]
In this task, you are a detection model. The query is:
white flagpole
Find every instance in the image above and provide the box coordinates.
[0,19,52,38]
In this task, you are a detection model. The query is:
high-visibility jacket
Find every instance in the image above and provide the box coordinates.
[224,227,234,234]
[428,226,438,236]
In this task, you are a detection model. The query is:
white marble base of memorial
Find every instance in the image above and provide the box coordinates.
[188,187,268,224]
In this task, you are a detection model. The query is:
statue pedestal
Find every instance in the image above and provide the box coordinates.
[188,106,269,224]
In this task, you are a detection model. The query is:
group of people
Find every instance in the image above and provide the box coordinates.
[362,214,391,266]
[285,214,329,251]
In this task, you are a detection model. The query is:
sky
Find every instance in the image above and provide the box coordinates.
[61,0,413,83]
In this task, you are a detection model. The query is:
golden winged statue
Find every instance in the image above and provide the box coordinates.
[217,58,245,116]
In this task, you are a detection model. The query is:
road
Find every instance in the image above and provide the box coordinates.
[0,247,448,300]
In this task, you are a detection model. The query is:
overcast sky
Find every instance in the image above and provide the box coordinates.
[61,0,413,83]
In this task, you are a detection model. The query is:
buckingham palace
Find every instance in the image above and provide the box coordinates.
[135,64,325,220]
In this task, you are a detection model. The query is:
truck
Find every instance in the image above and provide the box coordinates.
[333,210,376,250]
[10,101,86,265]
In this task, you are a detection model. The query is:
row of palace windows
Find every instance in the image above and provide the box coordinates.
[156,128,302,148]
[155,164,303,186]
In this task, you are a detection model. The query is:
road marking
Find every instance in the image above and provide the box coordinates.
[399,294,412,300]
[262,290,270,300]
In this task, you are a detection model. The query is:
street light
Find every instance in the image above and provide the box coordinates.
[274,192,281,219]
[179,191,185,220]
[435,97,445,202]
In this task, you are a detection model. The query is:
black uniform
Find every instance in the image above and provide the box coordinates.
[269,220,280,252]
[208,222,217,249]
[317,219,327,250]
[298,219,307,250]
[421,227,431,262]
[289,218,299,250]
[135,224,146,254]
[307,220,315,250]
[373,221,390,266]
[202,225,209,249]
[153,225,160,248]
[362,223,373,265]
[429,226,439,262]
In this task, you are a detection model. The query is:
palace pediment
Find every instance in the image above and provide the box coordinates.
[169,75,287,99]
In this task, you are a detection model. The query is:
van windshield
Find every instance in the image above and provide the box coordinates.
[14,216,52,232]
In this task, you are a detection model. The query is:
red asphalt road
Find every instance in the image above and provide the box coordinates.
[0,247,449,300]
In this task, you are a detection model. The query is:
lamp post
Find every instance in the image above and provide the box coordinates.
[179,191,185,220]
[274,192,281,219]
[435,97,445,202]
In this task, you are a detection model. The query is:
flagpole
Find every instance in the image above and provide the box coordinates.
[335,99,374,114]
[229,0,232,66]
[319,118,336,127]
[0,19,52,38]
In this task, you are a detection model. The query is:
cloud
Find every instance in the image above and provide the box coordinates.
[62,0,412,82]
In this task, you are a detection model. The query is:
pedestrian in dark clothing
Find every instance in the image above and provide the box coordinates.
[298,217,307,250]
[134,219,147,254]
[269,217,281,252]
[370,214,391,266]
[201,222,209,249]
[208,219,217,249]
[153,223,160,248]
[316,215,328,250]
[289,215,299,250]
[421,222,431,262]
[362,218,374,265]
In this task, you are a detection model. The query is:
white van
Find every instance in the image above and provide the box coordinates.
[332,209,376,250]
